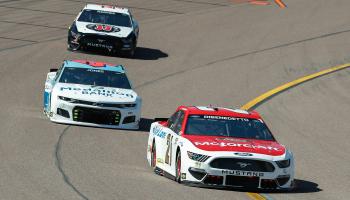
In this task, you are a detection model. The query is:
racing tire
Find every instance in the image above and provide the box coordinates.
[175,152,182,183]
[121,40,136,58]
[151,142,157,170]
[122,48,135,58]
[67,42,80,51]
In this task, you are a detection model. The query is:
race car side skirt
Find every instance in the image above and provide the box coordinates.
[154,167,176,181]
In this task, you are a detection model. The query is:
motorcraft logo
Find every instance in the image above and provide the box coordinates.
[194,141,282,151]
[60,87,134,98]
[86,24,121,32]
[222,170,264,177]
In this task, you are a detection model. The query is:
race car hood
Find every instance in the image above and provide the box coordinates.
[184,135,285,156]
[54,83,137,103]
[76,21,132,38]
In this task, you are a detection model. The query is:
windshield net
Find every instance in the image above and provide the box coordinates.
[78,9,131,27]
[59,67,131,89]
[185,115,274,140]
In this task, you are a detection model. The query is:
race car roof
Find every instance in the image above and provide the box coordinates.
[83,4,130,14]
[63,60,125,73]
[179,106,261,119]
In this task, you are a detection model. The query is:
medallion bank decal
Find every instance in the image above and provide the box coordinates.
[194,141,282,151]
[60,87,134,98]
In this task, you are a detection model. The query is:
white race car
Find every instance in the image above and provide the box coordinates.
[147,106,294,190]
[68,4,139,57]
[43,60,141,129]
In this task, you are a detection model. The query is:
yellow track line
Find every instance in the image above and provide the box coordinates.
[274,0,287,8]
[241,63,350,111]
[247,192,267,200]
[242,63,350,200]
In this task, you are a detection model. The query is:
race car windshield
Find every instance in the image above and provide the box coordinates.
[59,67,132,89]
[78,9,131,27]
[185,115,274,141]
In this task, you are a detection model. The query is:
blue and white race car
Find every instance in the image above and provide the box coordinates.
[43,60,141,129]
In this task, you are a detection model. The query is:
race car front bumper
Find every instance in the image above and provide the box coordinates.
[49,98,141,129]
[68,32,134,52]
[182,156,294,190]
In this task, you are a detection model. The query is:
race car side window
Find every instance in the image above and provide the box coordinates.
[172,111,185,134]
[167,111,181,130]
[54,64,64,82]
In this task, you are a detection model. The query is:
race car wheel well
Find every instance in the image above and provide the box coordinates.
[176,147,180,158]
[175,148,181,183]
[151,140,156,169]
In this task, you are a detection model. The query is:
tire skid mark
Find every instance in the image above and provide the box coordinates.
[0,36,65,52]
[0,5,76,15]
[64,0,184,14]
[0,36,37,43]
[0,20,67,30]
[135,28,350,89]
[172,0,229,7]
[0,0,22,4]
[55,126,90,200]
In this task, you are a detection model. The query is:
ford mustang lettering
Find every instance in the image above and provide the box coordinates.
[43,60,141,129]
[147,106,294,189]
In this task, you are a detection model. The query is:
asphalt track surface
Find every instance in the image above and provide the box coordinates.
[0,0,349,199]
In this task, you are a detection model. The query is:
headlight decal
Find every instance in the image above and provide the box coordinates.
[275,159,290,168]
[187,151,210,162]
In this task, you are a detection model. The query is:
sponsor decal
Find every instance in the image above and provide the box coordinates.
[86,24,120,33]
[216,138,248,142]
[234,152,253,156]
[181,173,186,179]
[194,162,201,168]
[60,87,134,98]
[222,170,264,177]
[204,115,250,121]
[157,158,164,164]
[152,126,166,138]
[194,141,281,151]
[86,42,113,49]
[178,141,183,147]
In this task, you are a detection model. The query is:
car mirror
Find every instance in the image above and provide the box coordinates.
[50,68,58,72]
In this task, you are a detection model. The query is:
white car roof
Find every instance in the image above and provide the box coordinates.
[84,3,130,15]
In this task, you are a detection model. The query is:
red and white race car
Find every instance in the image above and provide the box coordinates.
[147,106,294,190]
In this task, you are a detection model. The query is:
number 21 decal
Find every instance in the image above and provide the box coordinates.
[165,134,173,165]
